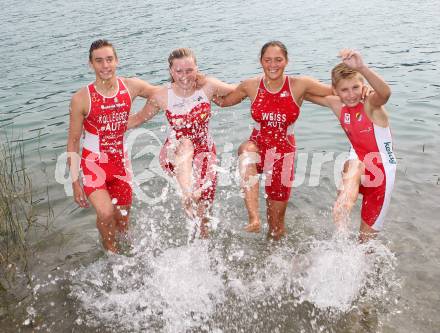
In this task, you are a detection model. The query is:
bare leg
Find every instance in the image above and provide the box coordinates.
[192,152,217,239]
[333,159,364,231]
[266,199,288,240]
[359,220,378,243]
[196,200,211,239]
[174,138,195,218]
[114,205,131,233]
[238,141,261,232]
[88,189,119,253]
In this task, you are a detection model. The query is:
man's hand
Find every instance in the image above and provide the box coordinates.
[73,182,89,208]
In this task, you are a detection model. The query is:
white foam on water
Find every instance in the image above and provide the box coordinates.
[186,216,201,242]
[211,232,399,324]
[294,238,367,310]
[225,245,295,302]
[67,200,400,331]
[69,238,225,332]
[291,233,398,313]
[151,242,225,332]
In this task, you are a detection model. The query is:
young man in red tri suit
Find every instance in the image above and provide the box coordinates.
[67,39,158,253]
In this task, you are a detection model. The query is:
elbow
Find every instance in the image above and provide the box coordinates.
[128,115,142,129]
[380,86,392,104]
[213,97,228,108]
[67,138,80,153]
[384,87,392,102]
[128,121,138,129]
[221,100,235,108]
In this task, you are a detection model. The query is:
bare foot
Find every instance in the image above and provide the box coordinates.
[267,228,286,240]
[182,194,195,219]
[105,243,119,253]
[199,219,209,239]
[244,221,261,233]
[192,187,203,202]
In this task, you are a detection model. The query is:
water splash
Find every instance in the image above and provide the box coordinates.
[291,233,399,313]
[65,203,400,332]
[69,227,225,332]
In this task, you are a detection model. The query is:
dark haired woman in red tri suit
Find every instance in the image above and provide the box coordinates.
[218,41,332,240]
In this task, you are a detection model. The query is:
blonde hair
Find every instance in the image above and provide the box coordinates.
[168,48,197,67]
[331,63,364,87]
[167,48,197,82]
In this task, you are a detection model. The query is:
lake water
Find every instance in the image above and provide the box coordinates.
[1,0,439,332]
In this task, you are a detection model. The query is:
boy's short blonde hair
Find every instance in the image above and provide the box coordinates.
[331,63,364,87]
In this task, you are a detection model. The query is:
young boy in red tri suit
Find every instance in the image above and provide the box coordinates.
[307,49,396,242]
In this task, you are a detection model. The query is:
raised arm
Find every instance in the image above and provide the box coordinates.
[339,49,391,107]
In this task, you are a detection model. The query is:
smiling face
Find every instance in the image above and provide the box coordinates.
[169,56,198,91]
[260,45,288,81]
[334,77,364,107]
[89,46,118,81]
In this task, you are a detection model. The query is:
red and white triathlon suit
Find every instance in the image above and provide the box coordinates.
[249,76,300,201]
[81,78,133,206]
[159,85,217,204]
[339,102,396,230]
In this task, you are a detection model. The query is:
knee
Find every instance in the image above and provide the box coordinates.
[96,208,115,225]
[343,159,364,177]
[238,141,258,156]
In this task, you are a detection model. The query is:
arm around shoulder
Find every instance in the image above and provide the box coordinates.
[123,77,159,99]
[304,94,342,117]
[216,79,253,107]
[298,76,332,97]
[304,94,331,107]
[205,77,237,99]
[127,94,163,129]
